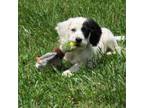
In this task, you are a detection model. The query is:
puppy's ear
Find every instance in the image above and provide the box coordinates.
[55,19,72,37]
[82,19,102,46]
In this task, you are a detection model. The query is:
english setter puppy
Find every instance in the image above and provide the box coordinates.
[55,17,122,77]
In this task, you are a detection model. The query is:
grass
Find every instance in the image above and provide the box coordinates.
[18,0,126,107]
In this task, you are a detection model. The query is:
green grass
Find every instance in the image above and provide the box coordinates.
[18,0,126,107]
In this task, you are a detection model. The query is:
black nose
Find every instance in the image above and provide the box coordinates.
[75,38,82,43]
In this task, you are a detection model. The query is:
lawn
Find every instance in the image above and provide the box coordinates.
[18,0,126,107]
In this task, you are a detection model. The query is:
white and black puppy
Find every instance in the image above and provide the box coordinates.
[55,17,122,77]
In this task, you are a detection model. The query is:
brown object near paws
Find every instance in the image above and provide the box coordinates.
[53,48,65,58]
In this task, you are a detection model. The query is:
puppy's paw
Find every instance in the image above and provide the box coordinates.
[62,70,73,77]
[35,63,41,69]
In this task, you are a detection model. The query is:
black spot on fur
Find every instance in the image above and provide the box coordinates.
[81,18,102,46]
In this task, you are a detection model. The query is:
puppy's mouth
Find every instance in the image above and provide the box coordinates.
[71,42,87,50]
[75,42,81,47]
[62,41,82,52]
[69,42,81,49]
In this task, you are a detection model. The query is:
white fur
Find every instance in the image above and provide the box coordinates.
[55,17,122,77]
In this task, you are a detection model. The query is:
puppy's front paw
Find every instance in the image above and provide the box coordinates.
[62,70,73,77]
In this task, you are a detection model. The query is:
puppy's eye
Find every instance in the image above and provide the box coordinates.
[71,28,76,32]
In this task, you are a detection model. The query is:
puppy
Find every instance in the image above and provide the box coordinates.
[55,17,122,77]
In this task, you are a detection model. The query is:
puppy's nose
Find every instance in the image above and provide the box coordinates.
[75,38,82,43]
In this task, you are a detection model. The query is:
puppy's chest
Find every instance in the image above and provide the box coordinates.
[64,49,92,64]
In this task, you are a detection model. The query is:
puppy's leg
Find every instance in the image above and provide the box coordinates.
[107,38,121,55]
[62,63,80,77]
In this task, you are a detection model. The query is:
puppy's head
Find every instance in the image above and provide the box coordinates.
[55,17,102,51]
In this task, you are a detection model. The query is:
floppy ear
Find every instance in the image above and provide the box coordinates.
[55,19,72,37]
[82,19,102,46]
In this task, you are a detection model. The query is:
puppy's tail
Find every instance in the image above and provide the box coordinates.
[114,36,125,41]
